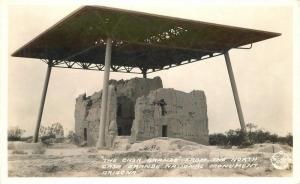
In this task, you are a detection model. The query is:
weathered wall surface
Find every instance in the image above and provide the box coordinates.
[111,77,163,135]
[130,88,209,145]
[74,77,163,146]
[74,90,108,146]
[75,77,208,146]
[109,77,163,101]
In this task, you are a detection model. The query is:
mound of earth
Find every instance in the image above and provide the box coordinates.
[7,139,293,177]
[127,137,208,152]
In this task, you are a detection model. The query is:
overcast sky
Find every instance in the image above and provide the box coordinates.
[8,2,293,136]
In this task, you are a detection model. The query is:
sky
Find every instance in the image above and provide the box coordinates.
[8,2,293,136]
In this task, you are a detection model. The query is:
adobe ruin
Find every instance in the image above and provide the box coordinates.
[74,77,209,147]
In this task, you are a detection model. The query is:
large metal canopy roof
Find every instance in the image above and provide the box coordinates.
[12,5,280,74]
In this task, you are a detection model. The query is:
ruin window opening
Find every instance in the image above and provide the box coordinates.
[162,125,168,137]
[157,99,167,116]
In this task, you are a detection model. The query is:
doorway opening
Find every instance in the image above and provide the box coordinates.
[116,96,134,135]
[162,125,168,137]
[83,128,87,141]
[118,127,122,135]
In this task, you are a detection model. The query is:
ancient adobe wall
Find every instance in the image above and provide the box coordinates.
[110,77,163,135]
[74,77,163,146]
[74,91,109,146]
[130,88,209,145]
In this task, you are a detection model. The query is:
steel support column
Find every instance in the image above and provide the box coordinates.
[97,38,112,148]
[33,61,52,142]
[224,51,247,132]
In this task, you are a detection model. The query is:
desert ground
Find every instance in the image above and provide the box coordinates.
[8,137,292,177]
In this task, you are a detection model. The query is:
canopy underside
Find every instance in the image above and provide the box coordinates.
[12,5,281,73]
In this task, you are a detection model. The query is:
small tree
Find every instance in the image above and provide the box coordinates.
[226,129,240,145]
[246,123,257,133]
[286,133,293,146]
[225,129,251,147]
[269,133,279,144]
[8,126,25,141]
[50,123,64,138]
[39,123,64,144]
[39,122,64,138]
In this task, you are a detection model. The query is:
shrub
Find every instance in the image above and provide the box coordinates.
[286,133,293,146]
[39,122,64,138]
[20,136,33,142]
[40,135,56,145]
[225,129,251,146]
[66,131,81,145]
[39,122,64,143]
[209,124,293,147]
[8,127,25,141]
[209,133,228,145]
[278,133,293,146]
